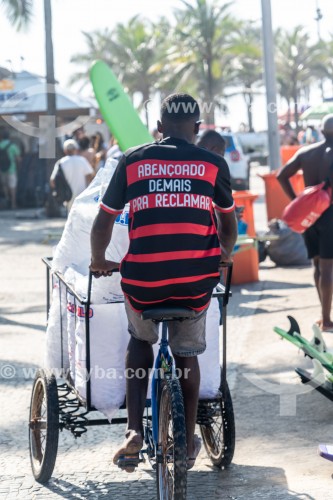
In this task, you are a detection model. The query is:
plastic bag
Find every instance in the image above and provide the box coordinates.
[265,219,310,266]
[52,158,129,277]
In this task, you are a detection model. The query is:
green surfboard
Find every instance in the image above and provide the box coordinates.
[90,60,153,151]
[274,326,333,374]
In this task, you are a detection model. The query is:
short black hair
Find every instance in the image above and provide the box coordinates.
[160,93,200,122]
[78,136,90,150]
[197,130,225,149]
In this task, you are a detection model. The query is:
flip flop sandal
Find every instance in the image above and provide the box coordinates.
[113,430,143,468]
[187,434,202,470]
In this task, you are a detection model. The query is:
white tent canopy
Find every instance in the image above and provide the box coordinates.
[0,70,96,115]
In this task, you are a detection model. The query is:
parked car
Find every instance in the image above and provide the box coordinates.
[197,129,250,190]
[219,132,250,190]
[236,131,269,167]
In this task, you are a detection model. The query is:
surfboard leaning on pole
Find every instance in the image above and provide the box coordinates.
[90,60,153,151]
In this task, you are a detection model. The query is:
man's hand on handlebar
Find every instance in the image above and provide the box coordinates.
[219,247,233,271]
[90,259,120,278]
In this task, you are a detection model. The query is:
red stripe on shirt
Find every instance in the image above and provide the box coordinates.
[129,222,216,239]
[125,293,210,313]
[213,201,235,213]
[124,248,221,262]
[124,248,221,263]
[121,272,219,288]
[100,202,124,215]
[128,292,208,304]
[126,160,218,186]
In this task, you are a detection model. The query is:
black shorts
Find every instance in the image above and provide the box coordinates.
[303,205,333,259]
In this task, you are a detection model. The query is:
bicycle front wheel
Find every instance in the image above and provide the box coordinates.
[156,378,187,500]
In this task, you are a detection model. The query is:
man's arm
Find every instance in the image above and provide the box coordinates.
[90,209,120,275]
[80,156,95,187]
[85,172,94,186]
[11,143,21,165]
[215,210,238,264]
[329,160,333,203]
[277,153,302,200]
[212,157,238,262]
[90,154,127,275]
[49,161,59,189]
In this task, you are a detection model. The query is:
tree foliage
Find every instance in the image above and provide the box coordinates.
[4,0,333,130]
[275,26,323,129]
[0,0,33,30]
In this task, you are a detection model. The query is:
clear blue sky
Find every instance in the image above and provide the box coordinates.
[1,0,332,130]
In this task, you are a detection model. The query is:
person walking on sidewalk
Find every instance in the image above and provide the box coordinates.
[277,114,333,332]
[90,93,238,471]
[50,139,94,212]
[0,129,20,209]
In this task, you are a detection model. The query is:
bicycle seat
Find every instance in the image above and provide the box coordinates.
[141,307,197,321]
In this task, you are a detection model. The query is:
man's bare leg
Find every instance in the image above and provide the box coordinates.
[174,354,200,461]
[113,337,154,468]
[9,187,16,209]
[313,257,324,326]
[313,257,321,302]
[126,336,154,433]
[319,258,333,330]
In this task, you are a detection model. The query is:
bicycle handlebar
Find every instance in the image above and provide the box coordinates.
[90,268,120,278]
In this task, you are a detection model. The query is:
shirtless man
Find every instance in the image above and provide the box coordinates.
[277,114,333,332]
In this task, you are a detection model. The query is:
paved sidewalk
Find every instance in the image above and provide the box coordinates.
[0,209,333,499]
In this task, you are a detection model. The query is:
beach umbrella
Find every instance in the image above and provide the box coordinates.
[300,102,333,120]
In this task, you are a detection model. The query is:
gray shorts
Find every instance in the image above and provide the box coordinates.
[124,298,207,357]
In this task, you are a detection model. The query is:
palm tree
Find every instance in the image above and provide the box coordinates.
[0,0,33,29]
[165,0,240,125]
[229,22,263,131]
[275,26,322,130]
[71,16,171,127]
[311,38,333,98]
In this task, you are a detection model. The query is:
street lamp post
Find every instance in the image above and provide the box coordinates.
[261,0,280,171]
[315,0,323,41]
[315,0,325,100]
[43,0,57,175]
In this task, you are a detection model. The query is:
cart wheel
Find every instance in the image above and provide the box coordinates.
[156,378,187,500]
[199,380,235,468]
[29,369,59,483]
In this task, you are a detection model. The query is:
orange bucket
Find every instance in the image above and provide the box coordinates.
[232,191,259,285]
[280,145,301,166]
[258,171,304,221]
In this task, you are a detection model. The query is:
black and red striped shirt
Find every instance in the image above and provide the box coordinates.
[101,137,235,311]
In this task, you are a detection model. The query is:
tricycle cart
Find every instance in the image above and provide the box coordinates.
[29,258,236,496]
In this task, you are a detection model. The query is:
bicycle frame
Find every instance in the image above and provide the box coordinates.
[151,321,174,445]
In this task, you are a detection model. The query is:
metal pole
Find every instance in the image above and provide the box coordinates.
[315,0,325,100]
[315,0,323,41]
[43,0,57,177]
[261,0,281,171]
